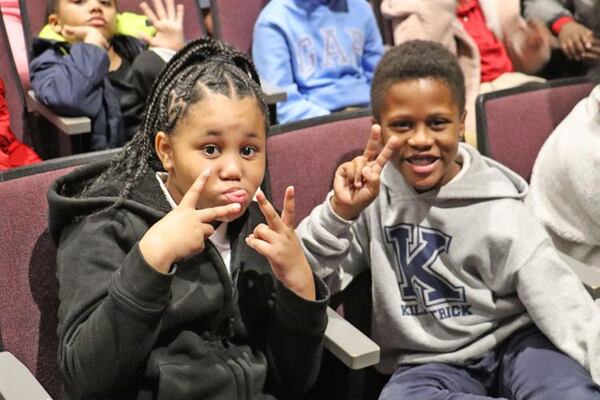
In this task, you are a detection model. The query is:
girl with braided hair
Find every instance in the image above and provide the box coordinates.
[47,37,329,400]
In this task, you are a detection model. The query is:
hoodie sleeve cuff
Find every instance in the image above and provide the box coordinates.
[274,274,329,336]
[551,16,575,35]
[319,191,357,235]
[110,243,174,315]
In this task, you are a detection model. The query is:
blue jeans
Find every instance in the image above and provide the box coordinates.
[379,326,600,400]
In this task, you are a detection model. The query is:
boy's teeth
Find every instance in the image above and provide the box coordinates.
[409,158,434,166]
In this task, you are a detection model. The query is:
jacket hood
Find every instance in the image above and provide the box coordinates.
[381,143,528,202]
[48,160,170,244]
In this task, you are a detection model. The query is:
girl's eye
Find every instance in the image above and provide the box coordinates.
[240,146,257,158]
[201,144,221,157]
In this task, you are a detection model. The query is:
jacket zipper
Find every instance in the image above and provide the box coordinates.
[206,240,238,339]
[206,241,249,399]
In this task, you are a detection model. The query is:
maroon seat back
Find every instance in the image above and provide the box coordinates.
[475,78,594,181]
[0,167,72,399]
[18,0,45,60]
[210,0,268,53]
[0,149,120,399]
[0,7,27,141]
[267,110,372,226]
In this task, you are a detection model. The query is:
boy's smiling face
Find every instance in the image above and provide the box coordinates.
[379,78,466,192]
[50,0,118,41]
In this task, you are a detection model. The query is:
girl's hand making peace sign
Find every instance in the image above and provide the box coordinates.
[246,187,316,301]
[331,124,399,221]
[140,169,242,274]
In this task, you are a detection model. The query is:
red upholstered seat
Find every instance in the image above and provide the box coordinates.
[475,77,594,181]
[210,0,268,53]
[0,149,120,399]
[267,109,372,226]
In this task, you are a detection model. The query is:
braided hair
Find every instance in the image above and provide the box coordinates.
[83,37,269,201]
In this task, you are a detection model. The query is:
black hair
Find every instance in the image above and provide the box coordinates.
[83,37,269,201]
[370,40,466,121]
[46,0,119,20]
[46,0,58,18]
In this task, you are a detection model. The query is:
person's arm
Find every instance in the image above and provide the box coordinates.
[263,269,329,399]
[29,43,110,118]
[252,19,330,123]
[503,19,552,74]
[502,207,600,384]
[380,0,457,47]
[296,192,370,292]
[243,188,328,398]
[296,125,399,291]
[523,0,574,27]
[56,210,174,396]
[58,171,241,397]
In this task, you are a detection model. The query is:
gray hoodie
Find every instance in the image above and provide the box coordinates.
[297,143,600,382]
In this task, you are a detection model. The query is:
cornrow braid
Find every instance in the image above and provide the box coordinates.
[83,37,268,202]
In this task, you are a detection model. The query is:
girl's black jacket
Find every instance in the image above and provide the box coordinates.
[47,161,329,400]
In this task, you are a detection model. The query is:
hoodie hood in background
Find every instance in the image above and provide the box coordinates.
[381,142,528,202]
[47,160,170,245]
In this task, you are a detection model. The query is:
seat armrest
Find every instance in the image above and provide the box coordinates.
[27,91,91,135]
[260,80,287,104]
[324,306,380,370]
[0,352,52,400]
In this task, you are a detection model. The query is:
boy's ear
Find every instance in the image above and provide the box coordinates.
[155,132,174,172]
[48,14,62,34]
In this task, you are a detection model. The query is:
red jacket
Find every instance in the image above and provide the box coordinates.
[0,79,41,170]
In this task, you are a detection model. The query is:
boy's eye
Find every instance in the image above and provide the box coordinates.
[390,121,411,131]
[429,118,450,130]
[201,144,221,157]
[240,146,257,158]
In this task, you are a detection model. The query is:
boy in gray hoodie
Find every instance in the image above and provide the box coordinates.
[296,40,600,399]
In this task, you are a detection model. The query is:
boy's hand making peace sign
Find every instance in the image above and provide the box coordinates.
[140,169,241,274]
[331,124,399,221]
[246,187,316,301]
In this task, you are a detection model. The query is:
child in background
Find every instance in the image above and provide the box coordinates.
[0,78,41,169]
[380,0,551,145]
[30,0,185,151]
[297,40,600,398]
[252,0,384,124]
[48,37,328,399]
